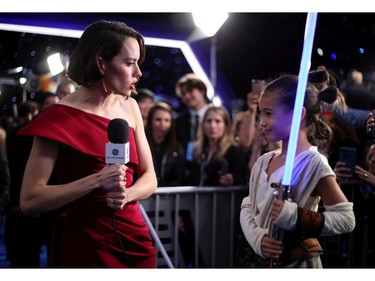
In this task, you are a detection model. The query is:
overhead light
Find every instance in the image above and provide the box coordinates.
[19,77,27,85]
[7,66,23,75]
[47,53,64,76]
[192,12,228,37]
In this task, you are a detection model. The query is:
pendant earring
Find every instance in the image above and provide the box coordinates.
[102,79,109,94]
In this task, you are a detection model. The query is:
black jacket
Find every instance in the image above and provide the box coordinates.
[187,145,247,187]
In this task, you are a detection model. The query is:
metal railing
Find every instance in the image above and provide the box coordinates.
[140,185,248,268]
[141,181,369,268]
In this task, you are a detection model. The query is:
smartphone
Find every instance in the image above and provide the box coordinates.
[251,79,265,96]
[338,147,357,178]
[220,159,229,175]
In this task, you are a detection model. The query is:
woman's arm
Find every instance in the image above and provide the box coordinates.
[20,136,126,215]
[123,99,157,202]
[332,106,370,129]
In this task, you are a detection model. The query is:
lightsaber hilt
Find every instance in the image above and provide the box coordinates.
[268,183,293,267]
[270,183,292,241]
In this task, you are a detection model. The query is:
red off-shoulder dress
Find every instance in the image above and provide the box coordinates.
[19,104,156,268]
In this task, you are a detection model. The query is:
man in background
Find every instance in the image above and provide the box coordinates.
[55,80,76,100]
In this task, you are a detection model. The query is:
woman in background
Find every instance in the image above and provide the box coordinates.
[145,102,185,187]
[189,104,247,187]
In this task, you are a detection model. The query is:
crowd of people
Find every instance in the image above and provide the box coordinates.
[0,19,375,269]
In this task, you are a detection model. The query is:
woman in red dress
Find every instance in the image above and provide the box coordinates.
[18,20,157,268]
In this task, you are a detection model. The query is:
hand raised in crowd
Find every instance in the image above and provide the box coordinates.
[365,111,375,136]
[246,91,260,112]
[355,165,375,186]
[334,160,375,186]
[334,161,353,182]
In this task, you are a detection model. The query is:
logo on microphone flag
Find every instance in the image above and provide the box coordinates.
[105,143,130,164]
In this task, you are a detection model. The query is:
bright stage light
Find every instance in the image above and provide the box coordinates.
[47,53,64,76]
[192,12,228,37]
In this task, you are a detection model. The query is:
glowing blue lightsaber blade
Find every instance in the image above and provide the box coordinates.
[282,12,318,187]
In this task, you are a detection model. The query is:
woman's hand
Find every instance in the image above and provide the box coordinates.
[334,161,352,182]
[366,112,375,136]
[246,92,260,112]
[355,165,375,186]
[219,173,234,186]
[97,164,128,209]
[261,234,284,259]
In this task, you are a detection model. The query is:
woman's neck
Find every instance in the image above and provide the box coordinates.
[205,139,219,160]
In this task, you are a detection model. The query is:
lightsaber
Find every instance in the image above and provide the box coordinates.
[282,12,318,188]
[268,12,318,268]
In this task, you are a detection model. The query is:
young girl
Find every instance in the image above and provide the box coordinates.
[240,71,355,268]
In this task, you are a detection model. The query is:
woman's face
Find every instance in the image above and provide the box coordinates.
[151,109,172,141]
[102,37,142,97]
[138,97,154,120]
[203,110,225,142]
[258,94,293,143]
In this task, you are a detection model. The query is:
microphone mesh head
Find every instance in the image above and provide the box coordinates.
[108,118,129,143]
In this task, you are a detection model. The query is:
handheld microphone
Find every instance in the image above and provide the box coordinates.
[106,118,130,164]
[106,119,133,265]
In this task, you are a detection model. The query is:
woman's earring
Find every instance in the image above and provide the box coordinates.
[102,79,109,94]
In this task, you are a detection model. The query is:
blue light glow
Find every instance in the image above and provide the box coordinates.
[282,12,318,187]
[0,22,215,100]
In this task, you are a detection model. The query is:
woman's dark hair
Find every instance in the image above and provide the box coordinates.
[262,70,347,149]
[68,20,145,86]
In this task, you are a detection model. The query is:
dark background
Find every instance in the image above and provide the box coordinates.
[1,13,375,115]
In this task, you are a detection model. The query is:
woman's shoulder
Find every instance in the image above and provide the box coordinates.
[118,96,140,129]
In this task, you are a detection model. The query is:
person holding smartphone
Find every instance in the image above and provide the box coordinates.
[235,79,265,152]
[334,144,375,267]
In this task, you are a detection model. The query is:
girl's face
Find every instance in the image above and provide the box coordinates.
[203,110,225,142]
[258,93,293,143]
[102,37,142,97]
[151,109,172,141]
